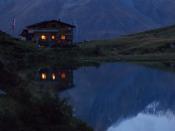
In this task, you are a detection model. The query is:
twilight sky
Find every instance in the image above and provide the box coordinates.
[1,0,175,40]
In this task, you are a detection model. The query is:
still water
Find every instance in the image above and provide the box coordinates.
[1,62,175,131]
[61,63,175,131]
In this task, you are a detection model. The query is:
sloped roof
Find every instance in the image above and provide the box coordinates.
[26,20,75,28]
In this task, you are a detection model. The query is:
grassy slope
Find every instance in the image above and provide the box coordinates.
[1,25,175,69]
[79,25,175,61]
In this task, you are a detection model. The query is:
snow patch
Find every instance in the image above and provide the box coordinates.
[107,112,175,131]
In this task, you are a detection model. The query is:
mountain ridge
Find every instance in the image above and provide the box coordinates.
[1,0,175,41]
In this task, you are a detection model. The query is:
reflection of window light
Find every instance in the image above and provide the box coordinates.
[61,72,66,79]
[51,35,55,40]
[41,35,47,40]
[41,73,47,80]
[61,35,66,40]
[57,40,61,44]
[52,73,56,80]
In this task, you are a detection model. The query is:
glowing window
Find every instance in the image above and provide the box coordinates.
[51,35,55,40]
[41,73,47,80]
[41,35,47,40]
[60,72,66,79]
[52,73,56,80]
[61,35,66,40]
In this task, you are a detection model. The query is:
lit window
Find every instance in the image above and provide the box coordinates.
[51,35,55,40]
[41,35,47,40]
[61,35,66,40]
[52,73,56,80]
[41,73,47,80]
[60,72,66,79]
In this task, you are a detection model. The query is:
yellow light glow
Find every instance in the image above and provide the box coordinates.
[61,35,66,40]
[61,72,66,79]
[51,35,55,40]
[41,35,47,40]
[41,73,47,80]
[52,73,56,80]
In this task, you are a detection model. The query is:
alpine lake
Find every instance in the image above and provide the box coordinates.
[1,60,175,131]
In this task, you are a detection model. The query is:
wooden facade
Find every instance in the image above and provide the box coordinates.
[20,20,75,47]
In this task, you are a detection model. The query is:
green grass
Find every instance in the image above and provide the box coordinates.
[78,25,175,60]
[1,24,175,70]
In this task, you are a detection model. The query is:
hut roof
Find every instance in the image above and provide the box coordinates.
[26,20,76,29]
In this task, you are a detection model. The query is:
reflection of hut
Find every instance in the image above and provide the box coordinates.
[36,67,74,91]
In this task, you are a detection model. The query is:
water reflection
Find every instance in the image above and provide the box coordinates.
[36,67,74,91]
[1,62,175,131]
[61,63,175,131]
[108,112,175,131]
[0,66,93,131]
[108,101,175,131]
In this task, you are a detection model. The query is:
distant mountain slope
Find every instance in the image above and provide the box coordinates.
[0,0,175,41]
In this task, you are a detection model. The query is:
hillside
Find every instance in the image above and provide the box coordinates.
[1,0,175,40]
[1,25,175,69]
[79,25,175,61]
